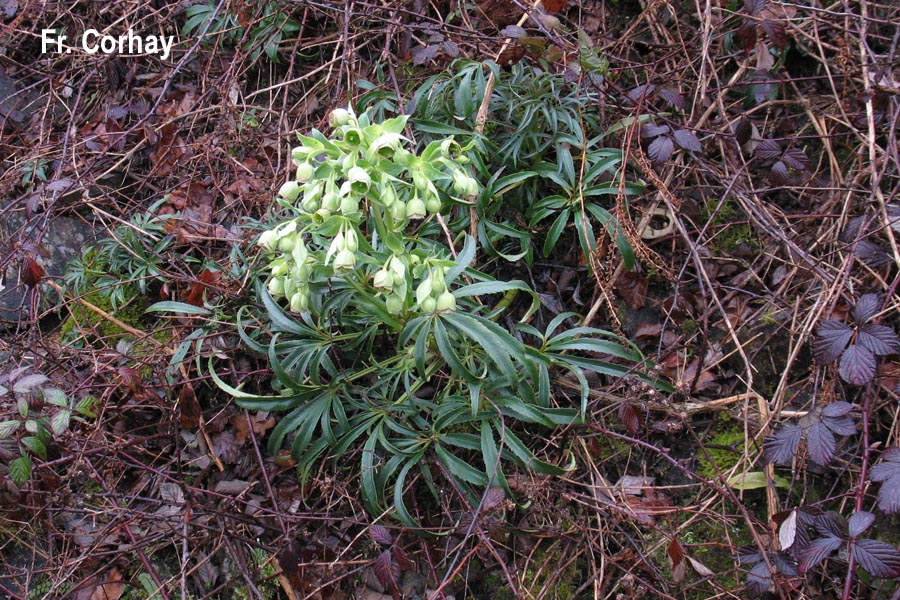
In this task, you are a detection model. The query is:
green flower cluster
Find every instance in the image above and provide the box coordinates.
[258,107,479,316]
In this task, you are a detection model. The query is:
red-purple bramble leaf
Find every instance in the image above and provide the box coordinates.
[648,135,675,164]
[391,545,414,571]
[821,401,855,418]
[839,214,867,244]
[369,524,393,546]
[762,19,788,50]
[839,344,877,385]
[813,320,853,364]
[735,22,757,54]
[848,511,875,537]
[815,512,847,538]
[746,561,772,597]
[806,421,836,466]
[781,147,809,171]
[744,0,765,15]
[851,538,900,578]
[733,117,752,145]
[823,415,857,436]
[854,293,882,323]
[373,549,399,591]
[870,448,900,514]
[754,139,782,160]
[674,129,703,153]
[855,241,892,268]
[640,123,670,139]
[659,88,685,110]
[857,324,900,356]
[483,486,506,511]
[799,536,843,574]
[769,161,789,185]
[627,84,656,104]
[764,424,802,465]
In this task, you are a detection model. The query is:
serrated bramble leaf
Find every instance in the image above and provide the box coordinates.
[369,524,393,546]
[848,511,875,537]
[659,88,685,110]
[815,512,846,538]
[648,135,674,164]
[762,19,787,50]
[851,538,900,578]
[49,410,70,436]
[854,293,882,323]
[823,415,857,436]
[769,161,789,185]
[372,548,399,591]
[806,421,836,466]
[41,387,68,407]
[755,139,782,160]
[764,424,802,465]
[744,0,765,14]
[856,240,892,268]
[674,129,702,153]
[814,321,852,364]
[640,123,670,139]
[839,344,877,385]
[0,420,19,439]
[857,324,900,356]
[735,21,757,54]
[12,373,49,395]
[9,455,31,486]
[822,401,855,418]
[781,147,809,171]
[799,536,843,573]
[746,561,771,597]
[870,448,900,513]
[627,84,656,103]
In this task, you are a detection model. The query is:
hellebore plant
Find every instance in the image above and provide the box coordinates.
[215,108,656,525]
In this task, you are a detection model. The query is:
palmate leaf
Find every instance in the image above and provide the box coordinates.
[799,536,843,573]
[648,135,674,164]
[853,293,882,323]
[813,320,853,364]
[839,344,877,385]
[851,538,900,578]
[869,447,900,513]
[673,129,702,153]
[763,424,802,465]
[806,421,836,466]
[857,324,900,356]
[848,511,875,537]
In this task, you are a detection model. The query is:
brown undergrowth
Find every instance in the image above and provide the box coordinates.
[2,0,900,598]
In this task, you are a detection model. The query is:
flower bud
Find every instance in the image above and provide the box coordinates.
[393,148,413,167]
[268,276,285,298]
[295,162,315,181]
[333,249,356,271]
[277,235,295,253]
[380,183,397,207]
[271,260,289,277]
[344,228,358,252]
[279,180,302,202]
[329,108,351,127]
[373,269,393,291]
[429,269,446,294]
[405,197,427,220]
[322,191,340,212]
[412,170,429,192]
[312,207,331,225]
[340,196,359,215]
[386,295,403,314]
[289,292,305,312]
[420,297,437,313]
[425,196,442,214]
[436,291,456,312]
[258,229,278,251]
[390,202,407,222]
